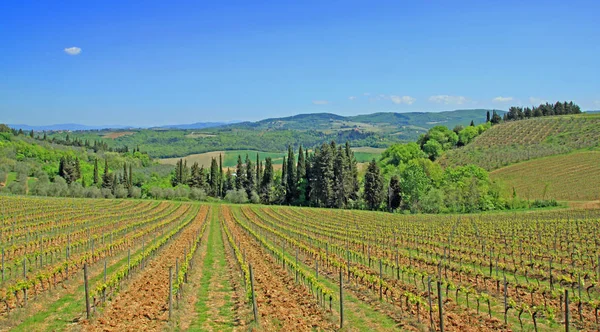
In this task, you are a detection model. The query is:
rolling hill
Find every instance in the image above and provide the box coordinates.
[43,109,501,158]
[438,114,600,170]
[490,150,600,201]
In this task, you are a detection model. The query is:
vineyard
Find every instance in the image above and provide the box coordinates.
[490,151,600,202]
[0,195,599,331]
[439,114,600,170]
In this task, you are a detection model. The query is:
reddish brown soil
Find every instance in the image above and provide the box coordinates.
[222,206,336,331]
[84,206,209,331]
[103,132,134,139]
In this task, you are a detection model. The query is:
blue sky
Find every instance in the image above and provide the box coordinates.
[1,0,599,126]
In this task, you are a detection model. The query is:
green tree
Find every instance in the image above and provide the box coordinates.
[363,159,383,210]
[210,158,219,196]
[285,145,296,203]
[235,155,245,190]
[93,158,99,185]
[260,157,274,203]
[102,159,112,188]
[388,175,401,211]
[245,154,255,198]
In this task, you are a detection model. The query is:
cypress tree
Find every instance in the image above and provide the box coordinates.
[345,142,359,201]
[235,155,244,190]
[219,154,223,197]
[245,154,255,198]
[102,159,112,188]
[364,159,383,210]
[224,168,233,193]
[297,145,305,184]
[281,155,287,190]
[123,163,128,186]
[285,146,296,203]
[210,158,219,196]
[388,175,401,211]
[260,157,274,203]
[333,147,347,208]
[486,111,491,122]
[82,176,86,188]
[256,153,261,188]
[129,164,133,188]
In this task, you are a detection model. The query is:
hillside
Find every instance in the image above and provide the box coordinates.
[225,109,499,137]
[44,109,498,158]
[439,114,600,170]
[490,151,600,201]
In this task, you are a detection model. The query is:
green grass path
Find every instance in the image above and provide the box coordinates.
[188,209,235,331]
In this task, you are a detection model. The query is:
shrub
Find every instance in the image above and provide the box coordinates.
[225,189,248,204]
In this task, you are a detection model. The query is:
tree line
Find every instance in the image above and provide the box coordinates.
[504,101,581,121]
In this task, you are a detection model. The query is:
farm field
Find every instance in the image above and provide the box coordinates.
[158,148,381,169]
[1,195,600,331]
[491,150,600,202]
[439,114,600,170]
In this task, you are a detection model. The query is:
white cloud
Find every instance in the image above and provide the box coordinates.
[363,92,371,96]
[312,100,329,105]
[390,95,416,105]
[529,97,547,105]
[593,100,600,107]
[428,95,467,105]
[64,47,82,55]
[492,96,513,103]
[348,96,356,101]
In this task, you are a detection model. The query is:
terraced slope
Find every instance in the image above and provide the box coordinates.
[439,114,600,170]
[490,150,600,201]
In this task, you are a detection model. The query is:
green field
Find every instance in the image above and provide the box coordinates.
[159,148,382,169]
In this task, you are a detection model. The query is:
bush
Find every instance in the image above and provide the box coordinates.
[189,188,207,201]
[129,187,142,199]
[224,189,248,204]
[48,176,69,197]
[85,186,102,198]
[249,190,260,204]
[114,184,128,198]
[101,188,114,199]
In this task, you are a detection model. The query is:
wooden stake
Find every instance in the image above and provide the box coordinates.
[250,264,259,325]
[84,263,91,320]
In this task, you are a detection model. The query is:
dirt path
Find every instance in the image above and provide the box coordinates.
[223,206,336,331]
[85,206,209,331]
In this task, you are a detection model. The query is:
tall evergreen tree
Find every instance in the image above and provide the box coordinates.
[285,146,296,203]
[486,111,490,122]
[219,154,223,197]
[235,155,244,190]
[210,158,219,196]
[256,153,261,189]
[93,158,99,185]
[260,157,274,203]
[388,175,401,211]
[312,143,334,207]
[129,164,133,188]
[245,154,255,198]
[344,142,359,201]
[333,147,347,208]
[364,159,384,210]
[102,159,112,188]
[297,145,305,181]
[224,168,233,193]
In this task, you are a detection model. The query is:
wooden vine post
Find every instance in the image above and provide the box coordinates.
[340,269,344,329]
[437,280,444,332]
[379,259,383,300]
[168,266,173,321]
[84,263,91,320]
[565,289,569,332]
[249,264,259,325]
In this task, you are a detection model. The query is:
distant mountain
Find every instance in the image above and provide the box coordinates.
[586,110,600,114]
[222,109,505,134]
[8,121,240,132]
[7,123,134,131]
[155,121,241,130]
